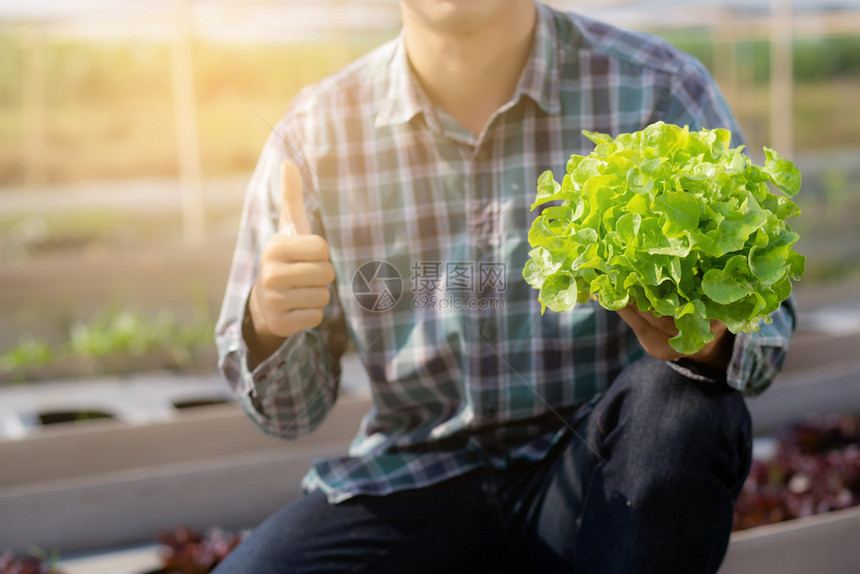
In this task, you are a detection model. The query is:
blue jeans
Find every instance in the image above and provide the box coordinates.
[214,357,752,573]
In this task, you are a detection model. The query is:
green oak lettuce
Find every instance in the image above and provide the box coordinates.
[523,121,804,355]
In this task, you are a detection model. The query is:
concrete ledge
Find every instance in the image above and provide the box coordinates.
[722,505,860,574]
[59,544,163,574]
[0,395,368,488]
[746,359,860,436]
[0,395,370,554]
[2,445,341,554]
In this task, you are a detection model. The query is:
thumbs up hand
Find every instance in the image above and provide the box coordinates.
[246,162,335,361]
[278,159,312,236]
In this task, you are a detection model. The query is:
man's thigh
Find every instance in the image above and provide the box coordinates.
[213,469,520,574]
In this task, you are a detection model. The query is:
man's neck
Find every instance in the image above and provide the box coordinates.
[401,1,537,137]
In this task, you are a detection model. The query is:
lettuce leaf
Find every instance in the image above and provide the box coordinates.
[524,121,805,355]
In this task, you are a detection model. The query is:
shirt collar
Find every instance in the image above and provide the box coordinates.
[515,2,561,116]
[375,3,561,129]
[375,33,429,129]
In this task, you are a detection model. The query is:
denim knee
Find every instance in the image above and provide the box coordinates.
[569,358,752,574]
[595,357,752,495]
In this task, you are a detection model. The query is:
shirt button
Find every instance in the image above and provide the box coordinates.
[479,319,496,339]
[477,238,490,253]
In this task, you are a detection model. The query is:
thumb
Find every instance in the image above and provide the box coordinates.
[278,161,312,235]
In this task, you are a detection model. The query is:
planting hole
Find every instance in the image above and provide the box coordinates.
[173,398,230,410]
[38,409,114,425]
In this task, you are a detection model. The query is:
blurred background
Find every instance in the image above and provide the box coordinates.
[1,1,859,571]
[1,0,858,381]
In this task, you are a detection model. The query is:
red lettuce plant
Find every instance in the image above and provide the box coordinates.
[734,413,860,531]
[154,525,242,574]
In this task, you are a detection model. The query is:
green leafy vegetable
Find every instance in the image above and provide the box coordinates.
[524,121,804,355]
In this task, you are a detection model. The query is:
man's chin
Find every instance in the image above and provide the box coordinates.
[400,0,525,36]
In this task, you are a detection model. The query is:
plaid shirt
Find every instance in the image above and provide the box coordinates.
[216,3,795,503]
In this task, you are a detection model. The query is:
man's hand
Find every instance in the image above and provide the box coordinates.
[616,305,734,372]
[244,162,335,366]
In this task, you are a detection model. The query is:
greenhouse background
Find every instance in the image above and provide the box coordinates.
[0,1,858,572]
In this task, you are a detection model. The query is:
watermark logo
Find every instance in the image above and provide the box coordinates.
[352,259,507,312]
[352,260,403,312]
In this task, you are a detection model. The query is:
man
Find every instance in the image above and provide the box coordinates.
[214,1,795,572]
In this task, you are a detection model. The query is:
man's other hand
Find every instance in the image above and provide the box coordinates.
[616,305,734,372]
